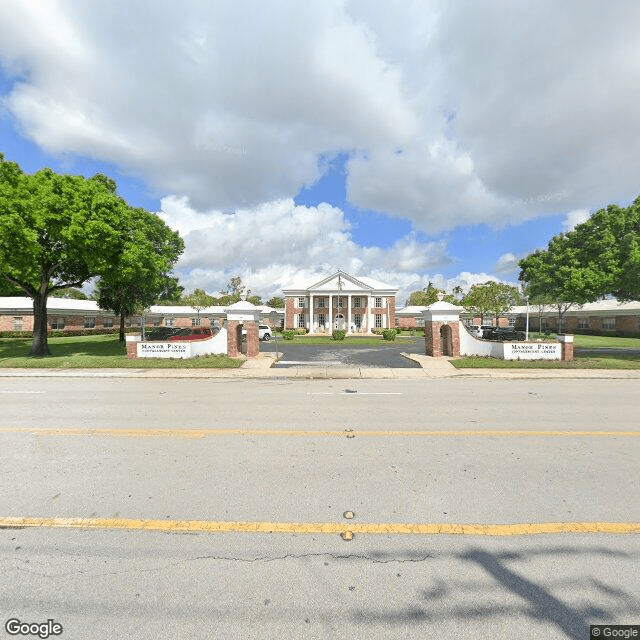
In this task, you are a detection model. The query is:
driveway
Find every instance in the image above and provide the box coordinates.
[260,336,423,368]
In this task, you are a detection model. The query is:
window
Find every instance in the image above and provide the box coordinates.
[375,314,383,328]
[84,316,96,329]
[298,297,306,308]
[602,317,616,331]
[50,317,65,330]
[576,317,589,329]
[191,317,201,326]
[353,297,361,308]
[507,316,515,326]
[375,297,383,308]
[354,314,362,329]
[318,298,325,308]
[317,313,326,328]
[103,317,113,328]
[297,314,305,328]
[13,317,23,331]
[337,297,343,308]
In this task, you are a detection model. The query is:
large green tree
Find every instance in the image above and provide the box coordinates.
[95,208,184,341]
[519,197,640,331]
[0,154,182,354]
[462,281,521,325]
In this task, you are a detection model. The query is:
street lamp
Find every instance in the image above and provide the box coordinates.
[525,296,530,341]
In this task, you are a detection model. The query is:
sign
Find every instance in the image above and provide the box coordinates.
[138,342,190,359]
[503,342,561,360]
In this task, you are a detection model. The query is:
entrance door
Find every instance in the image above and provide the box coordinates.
[440,324,453,356]
[335,314,345,330]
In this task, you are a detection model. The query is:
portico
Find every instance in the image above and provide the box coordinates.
[283,270,397,334]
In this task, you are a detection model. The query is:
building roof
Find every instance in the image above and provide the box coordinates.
[282,269,397,295]
[0,297,284,317]
[511,299,640,315]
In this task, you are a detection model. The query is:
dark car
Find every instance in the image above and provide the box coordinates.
[145,327,180,341]
[483,327,525,341]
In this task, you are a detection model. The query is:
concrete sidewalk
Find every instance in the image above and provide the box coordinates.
[1,352,640,379]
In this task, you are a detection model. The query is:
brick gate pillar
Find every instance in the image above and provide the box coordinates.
[422,296,462,358]
[224,299,262,359]
[557,334,574,361]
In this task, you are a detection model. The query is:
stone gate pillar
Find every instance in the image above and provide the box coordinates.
[422,297,462,358]
[225,299,262,359]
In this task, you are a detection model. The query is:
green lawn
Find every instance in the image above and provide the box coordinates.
[452,354,640,369]
[0,335,242,369]
[526,332,640,348]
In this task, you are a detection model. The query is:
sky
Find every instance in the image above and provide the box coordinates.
[1,0,639,306]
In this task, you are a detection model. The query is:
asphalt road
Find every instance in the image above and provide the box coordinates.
[261,336,423,368]
[1,377,639,639]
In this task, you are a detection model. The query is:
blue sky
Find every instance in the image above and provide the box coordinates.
[1,1,639,304]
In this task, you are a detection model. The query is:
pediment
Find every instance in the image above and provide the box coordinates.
[308,270,373,292]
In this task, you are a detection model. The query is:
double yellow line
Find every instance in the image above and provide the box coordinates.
[1,517,638,536]
[1,427,639,438]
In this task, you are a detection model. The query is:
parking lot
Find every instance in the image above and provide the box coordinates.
[260,337,423,368]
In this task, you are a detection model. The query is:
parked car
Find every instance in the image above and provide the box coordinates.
[476,325,495,339]
[168,327,214,341]
[241,324,272,341]
[467,324,481,336]
[145,327,181,341]
[482,326,525,341]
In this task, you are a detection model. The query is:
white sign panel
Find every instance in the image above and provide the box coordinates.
[138,342,190,359]
[503,342,561,360]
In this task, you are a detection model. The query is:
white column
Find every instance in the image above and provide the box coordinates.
[347,294,352,333]
[367,295,372,332]
[309,294,314,333]
[328,294,333,331]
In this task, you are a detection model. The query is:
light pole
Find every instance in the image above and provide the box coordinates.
[525,295,530,341]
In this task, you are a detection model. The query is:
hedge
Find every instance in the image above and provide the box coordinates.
[0,327,146,339]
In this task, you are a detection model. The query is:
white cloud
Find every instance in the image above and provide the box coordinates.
[158,196,455,303]
[1,0,638,233]
[562,209,590,232]
[494,252,520,276]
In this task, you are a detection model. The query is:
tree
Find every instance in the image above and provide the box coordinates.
[49,287,88,299]
[95,206,184,340]
[561,197,640,301]
[266,296,284,308]
[0,156,141,355]
[518,234,590,334]
[518,196,640,333]
[155,276,184,304]
[462,281,521,325]
[221,276,245,298]
[182,288,216,325]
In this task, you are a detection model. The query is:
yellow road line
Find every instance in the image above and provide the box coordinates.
[0,427,639,438]
[0,517,638,535]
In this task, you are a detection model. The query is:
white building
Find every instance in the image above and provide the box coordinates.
[282,270,398,334]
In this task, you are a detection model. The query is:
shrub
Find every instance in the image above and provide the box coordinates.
[332,330,346,341]
[382,329,397,341]
[293,328,308,335]
[282,330,295,340]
